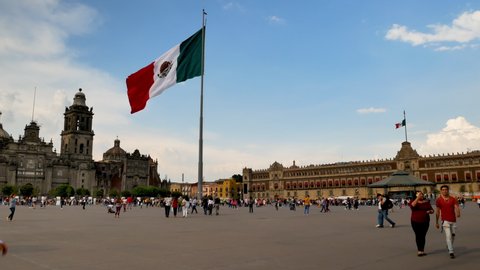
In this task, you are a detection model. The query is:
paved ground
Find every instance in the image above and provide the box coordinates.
[0,202,479,270]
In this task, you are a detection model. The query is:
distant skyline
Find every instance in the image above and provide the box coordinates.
[1,0,480,182]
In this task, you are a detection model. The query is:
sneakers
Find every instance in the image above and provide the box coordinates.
[375,225,384,228]
[449,253,455,259]
[390,223,396,228]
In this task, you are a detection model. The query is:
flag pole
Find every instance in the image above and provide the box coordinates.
[403,110,408,142]
[197,9,207,200]
[32,86,37,122]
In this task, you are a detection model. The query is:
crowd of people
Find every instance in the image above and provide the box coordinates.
[2,184,476,260]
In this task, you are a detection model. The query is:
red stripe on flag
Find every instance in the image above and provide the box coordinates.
[126,62,155,114]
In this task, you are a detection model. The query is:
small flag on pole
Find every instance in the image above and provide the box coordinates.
[395,119,406,129]
[126,28,204,114]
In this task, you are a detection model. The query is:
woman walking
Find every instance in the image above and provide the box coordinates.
[409,191,434,256]
[114,197,122,218]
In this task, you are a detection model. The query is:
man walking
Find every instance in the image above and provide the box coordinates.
[376,194,395,228]
[435,185,461,259]
[191,197,198,214]
[7,194,17,221]
[303,195,311,215]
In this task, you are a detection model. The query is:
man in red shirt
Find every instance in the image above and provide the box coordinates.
[435,185,461,259]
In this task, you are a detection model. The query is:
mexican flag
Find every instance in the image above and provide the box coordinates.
[395,119,406,129]
[126,28,204,114]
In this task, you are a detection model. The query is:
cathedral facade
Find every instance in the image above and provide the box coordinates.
[0,89,160,195]
[243,141,480,200]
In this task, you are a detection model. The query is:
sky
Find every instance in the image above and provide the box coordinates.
[1,0,480,183]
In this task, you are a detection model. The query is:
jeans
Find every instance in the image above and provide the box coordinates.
[304,205,310,215]
[377,209,395,226]
[8,207,15,220]
[442,221,456,253]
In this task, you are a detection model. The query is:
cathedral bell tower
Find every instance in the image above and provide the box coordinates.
[60,89,94,159]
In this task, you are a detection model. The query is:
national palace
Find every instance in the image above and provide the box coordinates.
[242,141,480,200]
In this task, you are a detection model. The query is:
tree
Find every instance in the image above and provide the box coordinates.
[66,185,75,197]
[121,190,132,197]
[232,174,243,183]
[76,188,90,197]
[1,185,15,196]
[19,183,34,197]
[95,189,104,198]
[171,191,182,198]
[51,184,75,198]
[109,189,119,198]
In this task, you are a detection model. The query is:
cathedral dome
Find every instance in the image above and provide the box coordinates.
[73,88,86,106]
[0,123,10,139]
[103,138,127,161]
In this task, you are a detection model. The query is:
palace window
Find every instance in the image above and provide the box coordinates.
[341,180,346,186]
[452,174,457,182]
[443,174,449,181]
[465,172,471,181]
[436,174,442,183]
[354,179,359,186]
[316,182,321,188]
[347,180,352,186]
[361,179,366,185]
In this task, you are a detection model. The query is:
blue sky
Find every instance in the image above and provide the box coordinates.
[1,0,480,182]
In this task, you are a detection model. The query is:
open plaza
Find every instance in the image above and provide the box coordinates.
[1,202,479,270]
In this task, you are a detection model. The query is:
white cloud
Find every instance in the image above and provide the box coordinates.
[386,10,480,50]
[356,107,386,114]
[0,1,275,182]
[267,15,286,25]
[222,1,244,12]
[418,116,480,155]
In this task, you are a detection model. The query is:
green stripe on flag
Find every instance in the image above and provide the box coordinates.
[177,27,203,83]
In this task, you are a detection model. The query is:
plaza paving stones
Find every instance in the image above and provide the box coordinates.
[1,202,479,270]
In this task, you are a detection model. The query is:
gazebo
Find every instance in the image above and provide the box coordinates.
[368,171,436,198]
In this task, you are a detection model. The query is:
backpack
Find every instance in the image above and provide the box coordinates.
[383,198,393,210]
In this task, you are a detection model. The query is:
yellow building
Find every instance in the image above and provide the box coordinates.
[216,179,242,199]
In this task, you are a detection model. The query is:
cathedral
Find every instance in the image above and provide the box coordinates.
[0,89,161,195]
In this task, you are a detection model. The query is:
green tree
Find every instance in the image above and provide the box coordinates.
[121,190,132,197]
[66,185,75,197]
[232,174,243,183]
[76,188,90,197]
[95,189,104,197]
[51,184,75,198]
[1,185,15,196]
[171,191,182,198]
[20,183,34,197]
[109,189,119,198]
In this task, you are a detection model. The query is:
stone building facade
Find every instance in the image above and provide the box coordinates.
[0,89,96,194]
[243,141,480,200]
[0,89,161,195]
[95,138,162,195]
